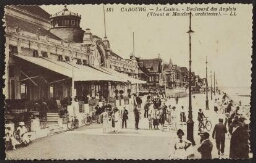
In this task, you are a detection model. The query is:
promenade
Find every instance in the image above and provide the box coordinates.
[6,93,250,160]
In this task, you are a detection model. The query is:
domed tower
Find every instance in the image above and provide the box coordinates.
[50,5,84,43]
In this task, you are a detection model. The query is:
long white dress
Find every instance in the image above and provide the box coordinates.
[114,112,121,133]
[101,112,108,130]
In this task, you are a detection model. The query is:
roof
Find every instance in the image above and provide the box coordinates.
[50,5,81,18]
[101,67,146,84]
[14,6,50,20]
[162,63,172,71]
[139,58,162,73]
[180,67,188,73]
[110,51,123,59]
[5,15,61,40]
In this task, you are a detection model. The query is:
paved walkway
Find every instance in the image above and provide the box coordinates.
[6,93,250,160]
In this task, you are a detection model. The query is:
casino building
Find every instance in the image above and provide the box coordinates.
[4,5,144,115]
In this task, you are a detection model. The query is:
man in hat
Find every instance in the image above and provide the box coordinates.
[134,107,140,130]
[16,122,31,145]
[198,132,213,159]
[121,106,128,129]
[212,118,227,157]
[229,119,249,159]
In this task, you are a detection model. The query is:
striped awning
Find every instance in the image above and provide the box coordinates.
[14,55,127,82]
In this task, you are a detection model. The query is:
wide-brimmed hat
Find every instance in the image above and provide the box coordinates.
[19,122,25,126]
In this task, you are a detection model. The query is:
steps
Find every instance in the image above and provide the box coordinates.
[47,113,59,122]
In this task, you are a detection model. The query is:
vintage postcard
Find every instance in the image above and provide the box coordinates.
[3,3,252,160]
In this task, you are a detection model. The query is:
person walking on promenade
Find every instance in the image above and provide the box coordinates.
[167,105,172,124]
[171,106,178,130]
[153,109,160,130]
[114,109,121,133]
[121,106,128,129]
[144,101,150,118]
[132,93,138,110]
[180,106,186,125]
[134,107,140,130]
[212,118,227,157]
[175,96,179,104]
[214,99,219,113]
[230,119,249,159]
[101,109,109,133]
[169,129,192,159]
[148,113,153,129]
[162,102,167,122]
[198,132,213,159]
[225,100,233,114]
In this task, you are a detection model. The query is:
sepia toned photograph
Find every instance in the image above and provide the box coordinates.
[3,3,252,160]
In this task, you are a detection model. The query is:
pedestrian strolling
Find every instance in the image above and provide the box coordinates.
[114,109,121,133]
[198,132,213,159]
[134,107,140,130]
[229,119,249,159]
[214,99,219,113]
[101,109,109,133]
[175,96,179,104]
[171,106,178,130]
[121,106,128,129]
[144,102,150,118]
[153,109,160,130]
[212,118,227,157]
[167,105,172,124]
[180,106,186,124]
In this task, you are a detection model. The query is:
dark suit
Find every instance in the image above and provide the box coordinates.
[230,126,249,159]
[198,139,213,159]
[134,109,140,129]
[212,122,227,154]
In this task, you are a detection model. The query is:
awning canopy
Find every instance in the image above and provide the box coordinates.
[14,55,127,82]
[101,67,146,84]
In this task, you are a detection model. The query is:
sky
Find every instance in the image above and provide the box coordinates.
[41,4,252,88]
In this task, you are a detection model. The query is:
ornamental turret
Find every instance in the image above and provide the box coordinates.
[50,5,84,43]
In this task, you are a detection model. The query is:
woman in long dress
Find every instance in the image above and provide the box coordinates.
[114,109,121,133]
[167,105,172,124]
[101,109,108,133]
[169,129,192,159]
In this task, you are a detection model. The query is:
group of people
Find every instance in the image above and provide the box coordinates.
[99,105,129,133]
[143,94,186,131]
[5,122,31,150]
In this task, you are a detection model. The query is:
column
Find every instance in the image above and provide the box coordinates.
[108,82,111,98]
[14,67,21,99]
[4,37,10,98]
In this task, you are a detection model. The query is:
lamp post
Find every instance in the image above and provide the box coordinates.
[210,71,213,100]
[186,12,195,145]
[205,56,209,110]
[214,71,215,96]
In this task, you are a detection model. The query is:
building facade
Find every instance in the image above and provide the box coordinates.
[4,5,142,110]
